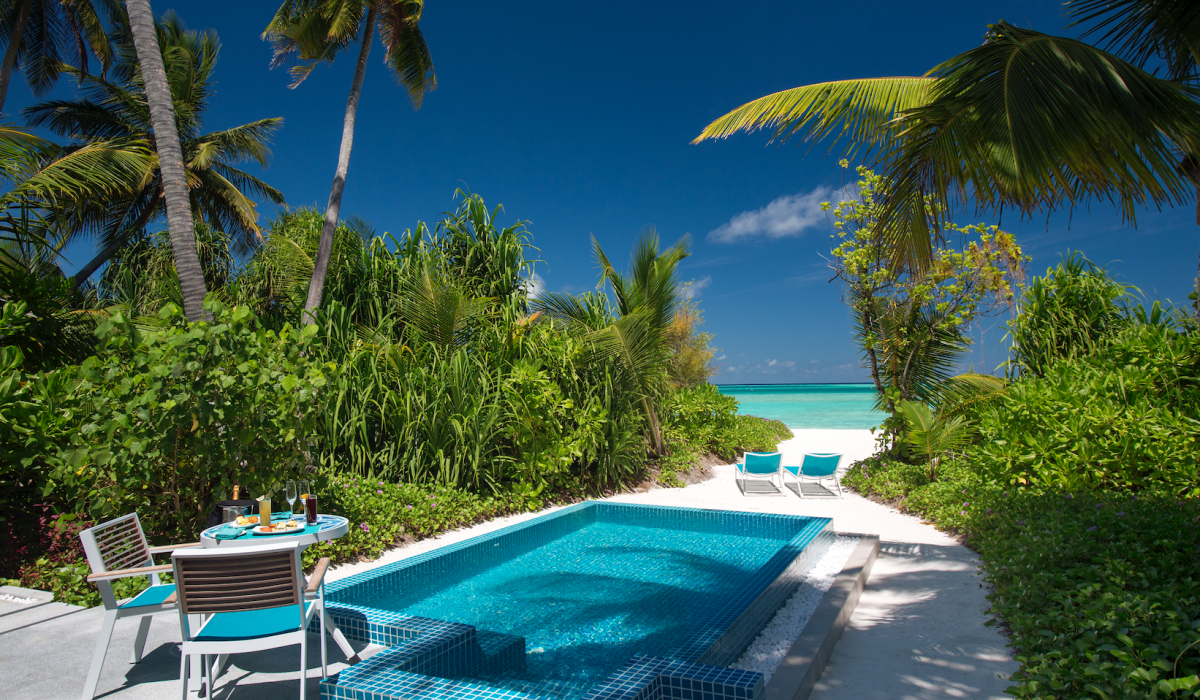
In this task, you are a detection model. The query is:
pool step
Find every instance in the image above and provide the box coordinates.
[462,671,595,700]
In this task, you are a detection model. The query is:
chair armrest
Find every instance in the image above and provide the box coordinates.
[305,558,331,595]
[163,591,177,605]
[88,563,173,583]
[149,542,200,555]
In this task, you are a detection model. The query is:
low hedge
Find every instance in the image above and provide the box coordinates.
[846,455,1200,699]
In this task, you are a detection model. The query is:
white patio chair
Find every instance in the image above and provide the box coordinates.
[79,512,200,700]
[172,540,329,700]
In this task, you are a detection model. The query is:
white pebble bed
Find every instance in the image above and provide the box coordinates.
[0,593,38,604]
[731,535,860,681]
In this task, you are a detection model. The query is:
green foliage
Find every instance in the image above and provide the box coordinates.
[846,458,1200,700]
[42,299,331,539]
[826,164,1026,447]
[1006,253,1134,378]
[662,384,792,462]
[896,399,974,480]
[299,475,524,569]
[665,299,718,389]
[970,323,1200,495]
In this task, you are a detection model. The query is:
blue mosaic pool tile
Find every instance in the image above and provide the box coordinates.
[582,655,763,700]
[322,502,829,700]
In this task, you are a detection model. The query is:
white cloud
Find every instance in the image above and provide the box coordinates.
[682,276,712,300]
[708,186,833,243]
[779,361,795,368]
[767,359,778,367]
[524,273,546,299]
[716,355,726,360]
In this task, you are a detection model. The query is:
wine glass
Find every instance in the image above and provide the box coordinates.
[286,480,298,515]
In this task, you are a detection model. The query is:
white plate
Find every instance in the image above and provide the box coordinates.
[253,523,302,535]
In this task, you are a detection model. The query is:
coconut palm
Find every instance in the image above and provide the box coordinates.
[122,0,205,321]
[536,231,690,456]
[263,0,435,323]
[0,0,118,114]
[693,13,1200,279]
[24,11,284,294]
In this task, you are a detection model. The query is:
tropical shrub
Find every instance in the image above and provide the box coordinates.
[826,163,1027,447]
[25,299,332,540]
[663,383,792,460]
[966,323,1200,495]
[846,458,1200,700]
[1006,253,1133,378]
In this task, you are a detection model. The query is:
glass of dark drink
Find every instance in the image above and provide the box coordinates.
[305,493,318,525]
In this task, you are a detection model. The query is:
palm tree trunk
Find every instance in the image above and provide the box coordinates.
[302,3,377,324]
[70,193,159,291]
[124,0,208,322]
[0,0,31,114]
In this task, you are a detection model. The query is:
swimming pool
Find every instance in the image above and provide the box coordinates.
[321,502,833,700]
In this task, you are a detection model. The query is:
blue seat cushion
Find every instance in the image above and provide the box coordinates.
[120,584,176,609]
[194,602,311,642]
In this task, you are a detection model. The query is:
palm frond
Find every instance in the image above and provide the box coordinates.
[377,0,435,108]
[1067,0,1200,85]
[692,77,933,159]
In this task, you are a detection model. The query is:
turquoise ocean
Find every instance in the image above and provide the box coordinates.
[716,383,883,429]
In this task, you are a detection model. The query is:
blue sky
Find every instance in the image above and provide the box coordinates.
[6,0,1196,383]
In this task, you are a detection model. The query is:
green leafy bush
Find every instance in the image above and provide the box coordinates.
[966,324,1200,496]
[299,475,528,568]
[847,458,1200,699]
[7,299,332,542]
[663,384,792,461]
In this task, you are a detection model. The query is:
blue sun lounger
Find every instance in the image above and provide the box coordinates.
[735,452,785,496]
[783,453,844,498]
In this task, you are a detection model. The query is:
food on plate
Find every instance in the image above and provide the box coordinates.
[283,519,298,529]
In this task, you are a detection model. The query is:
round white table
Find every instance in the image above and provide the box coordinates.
[194,513,360,676]
[199,514,349,549]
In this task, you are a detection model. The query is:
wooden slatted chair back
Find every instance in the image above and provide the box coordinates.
[173,543,302,616]
[78,513,156,610]
[80,512,153,575]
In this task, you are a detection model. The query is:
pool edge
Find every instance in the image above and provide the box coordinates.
[762,534,881,700]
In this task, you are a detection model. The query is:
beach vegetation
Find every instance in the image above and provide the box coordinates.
[22,11,285,293]
[666,299,718,389]
[826,164,1026,449]
[846,256,1200,698]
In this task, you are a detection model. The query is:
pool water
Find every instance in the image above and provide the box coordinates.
[717,383,883,429]
[369,520,792,694]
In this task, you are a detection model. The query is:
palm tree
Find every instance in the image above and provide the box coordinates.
[0,0,117,114]
[263,0,435,323]
[24,11,285,292]
[896,400,974,481]
[122,0,205,321]
[693,12,1200,282]
[536,231,690,456]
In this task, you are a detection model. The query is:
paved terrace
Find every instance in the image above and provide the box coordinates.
[0,429,1014,700]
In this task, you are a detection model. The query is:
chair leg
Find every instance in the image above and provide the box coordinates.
[179,652,189,700]
[131,615,152,663]
[299,632,309,700]
[323,607,359,664]
[205,655,214,699]
[319,601,328,679]
[80,609,118,700]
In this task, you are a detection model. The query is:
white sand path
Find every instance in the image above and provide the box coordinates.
[327,429,1017,699]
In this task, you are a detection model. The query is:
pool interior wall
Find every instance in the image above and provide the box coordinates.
[321,502,833,700]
